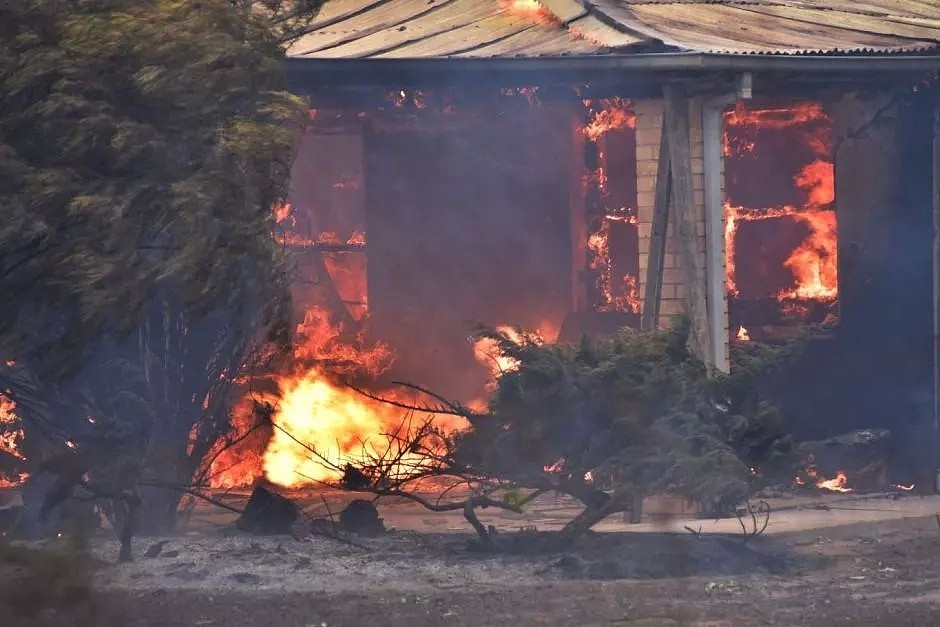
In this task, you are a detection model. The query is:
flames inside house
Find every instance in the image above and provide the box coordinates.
[1,86,933,498]
[724,101,839,342]
[208,92,645,489]
[200,88,926,494]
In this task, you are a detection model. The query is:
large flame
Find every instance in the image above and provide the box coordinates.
[263,371,428,487]
[725,205,838,302]
[723,103,837,307]
[262,306,399,487]
[210,304,469,489]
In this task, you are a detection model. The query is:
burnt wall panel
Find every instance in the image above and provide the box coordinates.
[779,92,935,483]
[363,107,573,402]
[833,94,900,337]
[289,130,368,323]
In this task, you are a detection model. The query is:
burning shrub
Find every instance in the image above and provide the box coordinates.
[298,318,807,544]
[465,317,806,529]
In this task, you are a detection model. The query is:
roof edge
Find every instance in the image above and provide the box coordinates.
[287,51,940,70]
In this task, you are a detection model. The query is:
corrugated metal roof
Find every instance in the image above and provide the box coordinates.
[286,0,940,59]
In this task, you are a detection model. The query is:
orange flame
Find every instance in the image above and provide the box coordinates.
[273,201,295,226]
[499,0,559,25]
[725,204,837,303]
[0,394,27,488]
[472,323,559,387]
[723,103,830,158]
[582,98,636,142]
[723,103,837,309]
[588,214,641,314]
[212,305,465,489]
[736,326,751,341]
[816,470,852,493]
[894,483,915,491]
[795,160,835,208]
[263,372,448,487]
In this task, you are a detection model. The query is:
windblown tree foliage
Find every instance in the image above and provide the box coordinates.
[0,0,323,539]
[0,0,314,369]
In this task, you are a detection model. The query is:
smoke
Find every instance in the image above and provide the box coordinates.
[290,99,576,403]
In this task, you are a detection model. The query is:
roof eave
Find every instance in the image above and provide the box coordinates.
[285,52,940,89]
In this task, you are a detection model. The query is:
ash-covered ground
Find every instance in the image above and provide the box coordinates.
[4,491,940,626]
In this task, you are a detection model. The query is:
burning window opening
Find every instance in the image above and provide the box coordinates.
[581,99,641,318]
[588,214,641,314]
[212,93,575,489]
[724,102,839,339]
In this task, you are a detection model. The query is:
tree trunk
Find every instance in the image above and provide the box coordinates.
[135,450,200,535]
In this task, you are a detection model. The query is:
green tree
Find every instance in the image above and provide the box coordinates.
[0,0,321,539]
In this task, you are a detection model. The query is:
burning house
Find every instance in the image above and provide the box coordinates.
[151,1,940,491]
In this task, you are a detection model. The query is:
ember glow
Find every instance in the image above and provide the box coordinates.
[0,394,27,487]
[723,102,838,312]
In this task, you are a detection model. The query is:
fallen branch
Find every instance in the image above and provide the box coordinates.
[138,479,245,515]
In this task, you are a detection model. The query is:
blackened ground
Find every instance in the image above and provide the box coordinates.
[5,513,940,626]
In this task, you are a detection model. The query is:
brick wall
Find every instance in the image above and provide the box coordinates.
[634,98,710,330]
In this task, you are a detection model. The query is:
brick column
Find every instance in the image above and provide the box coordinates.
[634,98,710,331]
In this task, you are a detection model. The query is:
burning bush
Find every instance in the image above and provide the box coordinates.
[282,318,806,544]
[454,318,802,534]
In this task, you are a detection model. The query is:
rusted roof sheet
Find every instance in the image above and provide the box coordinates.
[286,0,940,59]
[594,0,940,54]
[289,0,616,58]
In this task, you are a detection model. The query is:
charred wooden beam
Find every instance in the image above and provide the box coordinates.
[663,84,711,362]
[640,119,671,331]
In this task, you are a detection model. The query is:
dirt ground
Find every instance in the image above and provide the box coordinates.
[4,491,940,626]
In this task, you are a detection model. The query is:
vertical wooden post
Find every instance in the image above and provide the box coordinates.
[640,126,671,331]
[703,96,737,373]
[663,84,711,362]
[570,111,589,312]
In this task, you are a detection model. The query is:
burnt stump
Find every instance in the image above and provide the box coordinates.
[236,484,299,535]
